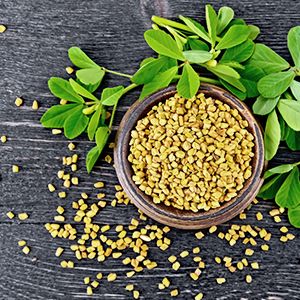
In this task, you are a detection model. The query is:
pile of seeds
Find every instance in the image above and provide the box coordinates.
[129,93,255,211]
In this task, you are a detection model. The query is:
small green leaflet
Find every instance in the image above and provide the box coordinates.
[87,105,102,141]
[179,15,211,43]
[278,99,300,131]
[240,78,258,98]
[258,173,288,199]
[101,86,124,106]
[144,29,185,61]
[252,96,279,115]
[48,77,84,103]
[139,66,178,100]
[177,63,200,98]
[140,57,155,67]
[221,40,255,63]
[216,6,234,34]
[290,80,300,101]
[86,146,101,174]
[264,110,281,160]
[95,126,110,148]
[76,67,105,85]
[288,205,300,228]
[248,25,260,40]
[258,71,295,98]
[205,4,218,46]
[288,26,300,68]
[68,47,98,69]
[264,163,296,179]
[219,79,246,100]
[275,167,300,208]
[216,25,250,50]
[182,50,213,64]
[165,25,187,50]
[207,64,240,79]
[240,63,265,82]
[69,78,99,101]
[279,116,289,141]
[64,108,89,139]
[249,44,290,74]
[40,104,81,128]
[285,126,300,150]
[187,38,209,51]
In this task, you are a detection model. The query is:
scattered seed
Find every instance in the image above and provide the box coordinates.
[18,213,29,220]
[170,289,179,297]
[32,100,39,110]
[55,247,64,257]
[66,66,74,74]
[107,273,117,282]
[216,277,226,284]
[195,231,204,240]
[22,246,30,255]
[195,292,204,300]
[6,211,15,219]
[12,165,19,173]
[48,183,56,192]
[1,135,7,143]
[52,129,62,135]
[245,274,252,284]
[18,240,26,247]
[15,97,23,106]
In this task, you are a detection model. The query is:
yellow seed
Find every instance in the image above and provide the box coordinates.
[22,246,30,255]
[48,183,56,192]
[195,231,204,239]
[126,284,134,291]
[52,129,62,135]
[66,66,74,74]
[242,258,248,266]
[195,292,204,300]
[245,274,252,284]
[133,290,140,299]
[60,99,67,105]
[237,261,244,270]
[107,273,117,282]
[6,211,15,219]
[209,226,217,234]
[54,215,65,222]
[0,25,6,33]
[71,164,77,172]
[168,255,177,263]
[58,191,66,199]
[32,100,39,110]
[251,262,259,269]
[126,271,135,278]
[15,97,23,106]
[91,280,99,288]
[72,154,79,163]
[18,213,29,220]
[86,286,93,296]
[162,277,170,287]
[170,289,179,297]
[1,135,7,143]
[256,212,263,221]
[286,233,295,240]
[215,257,221,264]
[84,277,90,284]
[261,244,269,251]
[55,247,64,257]
[96,273,103,280]
[274,216,281,223]
[71,177,79,185]
[280,226,288,233]
[81,192,88,199]
[158,283,165,290]
[105,155,112,164]
[280,236,288,242]
[269,209,280,216]
[94,181,105,188]
[172,261,180,271]
[56,206,65,215]
[216,277,226,284]
[193,247,200,254]
[12,165,19,173]
[180,250,189,258]
[190,272,199,281]
[67,261,74,268]
[18,240,26,247]
[245,248,254,256]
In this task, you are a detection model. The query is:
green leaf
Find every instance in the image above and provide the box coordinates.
[279,115,289,141]
[221,61,245,70]
[179,16,210,43]
[258,173,289,199]
[221,40,255,63]
[278,99,300,131]
[264,164,295,179]
[216,6,234,34]
[252,96,279,115]
[177,63,200,98]
[48,77,84,103]
[247,25,260,40]
[64,107,89,139]
[139,66,178,100]
[240,63,266,81]
[288,26,300,68]
[95,126,110,148]
[240,78,258,97]
[290,80,300,101]
[140,57,155,67]
[187,38,209,51]
[286,126,300,150]
[205,4,218,46]
[68,47,98,69]
[87,105,102,141]
[86,146,100,174]
[288,205,300,228]
[258,71,295,98]
[40,104,81,128]
[76,67,105,85]
[159,55,178,71]
[69,78,99,101]
[275,167,300,208]
[220,80,247,100]
[144,29,185,60]
[248,44,290,74]
[77,79,101,93]
[101,86,124,106]
[183,50,213,64]
[264,110,281,160]
[207,63,240,79]
[216,25,250,50]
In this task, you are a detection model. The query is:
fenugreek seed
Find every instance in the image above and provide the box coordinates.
[71,177,79,185]
[215,257,221,264]
[245,274,252,284]
[96,273,103,280]
[216,278,226,284]
[60,99,67,105]
[107,273,117,282]
[286,233,295,240]
[280,236,288,242]
[126,271,135,277]
[1,135,7,143]
[274,216,281,223]
[81,192,88,199]
[0,24,6,33]
[256,212,263,221]
[162,277,170,287]
[52,129,62,135]
[32,100,39,110]
[195,292,204,300]
[105,155,112,164]
[251,262,259,269]
[269,209,280,216]
[55,247,64,257]
[190,272,199,281]
[133,290,140,299]
[18,240,26,247]
[48,184,56,192]
[54,215,65,222]
[86,286,93,296]
[168,255,177,263]
[172,261,180,271]
[193,247,201,254]
[94,181,105,188]
[237,262,244,270]
[15,97,23,106]
[180,250,189,258]
[91,280,99,288]
[209,226,217,234]
[245,248,254,256]
[280,226,288,233]
[195,231,204,239]
[261,244,269,251]
[66,66,74,74]
[84,277,90,284]
[18,213,29,220]
[58,191,66,198]
[6,211,15,219]
[158,283,165,290]
[22,246,30,255]
[12,165,19,173]
[170,289,179,297]
[126,284,134,291]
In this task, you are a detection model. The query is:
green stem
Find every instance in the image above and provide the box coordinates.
[103,68,133,79]
[151,16,193,33]
[199,76,220,85]
[108,83,138,129]
[283,91,293,99]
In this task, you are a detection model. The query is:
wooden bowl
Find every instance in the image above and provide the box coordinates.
[114,84,265,229]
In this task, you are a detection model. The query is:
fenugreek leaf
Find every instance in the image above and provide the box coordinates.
[205,4,218,46]
[139,66,178,100]
[290,80,300,101]
[264,109,281,160]
[40,104,81,128]
[216,25,250,50]
[221,40,255,63]
[286,126,300,150]
[183,50,213,64]
[258,173,289,199]
[95,126,110,148]
[64,107,89,139]
[69,79,99,101]
[86,146,100,174]
[279,116,289,141]
[159,55,178,71]
[252,96,279,115]
[177,63,200,98]
[101,86,124,106]
[240,78,259,97]
[187,38,209,51]
[144,29,185,60]
[258,71,295,98]
[76,67,105,85]
[48,77,84,103]
[264,163,295,179]
[288,26,300,68]
[207,64,240,79]
[219,80,247,100]
[68,47,98,69]
[248,25,260,40]
[239,63,265,81]
[216,6,234,34]
[87,105,102,141]
[278,99,300,131]
[288,205,300,228]
[275,167,300,208]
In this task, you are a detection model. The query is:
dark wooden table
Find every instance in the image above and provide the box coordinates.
[0,1,300,299]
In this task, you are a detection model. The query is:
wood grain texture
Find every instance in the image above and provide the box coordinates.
[0,0,299,299]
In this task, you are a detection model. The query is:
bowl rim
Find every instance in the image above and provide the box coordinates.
[114,83,265,229]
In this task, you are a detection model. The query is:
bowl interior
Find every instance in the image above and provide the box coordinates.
[114,84,265,224]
